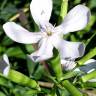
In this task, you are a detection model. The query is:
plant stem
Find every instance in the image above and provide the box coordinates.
[81,70,96,82]
[9,8,29,21]
[58,0,68,24]
[84,82,96,88]
[62,80,83,96]
[48,49,63,80]
[60,71,79,81]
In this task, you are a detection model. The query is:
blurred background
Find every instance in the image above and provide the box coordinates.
[0,0,96,95]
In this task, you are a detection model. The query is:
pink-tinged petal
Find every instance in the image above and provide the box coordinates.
[59,40,85,59]
[55,5,91,34]
[30,0,52,26]
[3,22,42,44]
[28,38,53,62]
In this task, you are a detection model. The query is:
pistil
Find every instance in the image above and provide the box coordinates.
[47,31,52,36]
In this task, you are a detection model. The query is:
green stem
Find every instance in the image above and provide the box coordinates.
[85,31,96,46]
[48,49,63,80]
[58,0,68,24]
[81,70,96,82]
[77,47,96,65]
[84,82,96,88]
[8,69,40,90]
[60,71,80,81]
[62,80,83,96]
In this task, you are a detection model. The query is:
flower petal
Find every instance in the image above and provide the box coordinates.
[3,54,10,76]
[49,32,63,49]
[55,5,91,34]
[76,59,96,82]
[79,59,96,73]
[28,38,53,62]
[30,0,52,25]
[61,59,76,70]
[0,54,10,76]
[59,40,85,59]
[3,22,42,44]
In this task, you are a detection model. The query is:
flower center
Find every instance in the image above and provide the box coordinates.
[47,31,52,36]
[40,22,54,36]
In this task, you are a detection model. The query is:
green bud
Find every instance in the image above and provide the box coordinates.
[8,69,40,90]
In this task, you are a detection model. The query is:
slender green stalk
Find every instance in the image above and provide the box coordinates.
[62,80,83,96]
[84,82,96,88]
[81,70,96,82]
[86,31,96,46]
[58,0,68,24]
[60,71,80,81]
[77,47,96,65]
[48,49,63,80]
[50,0,68,80]
[9,8,29,21]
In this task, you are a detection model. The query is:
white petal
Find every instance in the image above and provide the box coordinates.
[55,5,91,34]
[61,59,76,70]
[79,59,96,73]
[3,66,10,77]
[84,59,96,65]
[88,78,96,82]
[75,59,96,82]
[28,38,53,62]
[3,54,10,76]
[30,0,52,25]
[59,40,85,59]
[3,22,43,44]
[3,54,10,65]
[49,32,63,49]
[74,68,81,72]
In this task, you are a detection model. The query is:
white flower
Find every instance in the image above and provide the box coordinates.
[3,0,90,63]
[0,54,10,76]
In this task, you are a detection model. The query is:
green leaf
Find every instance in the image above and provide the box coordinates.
[33,65,44,80]
[6,47,26,59]
[27,57,36,76]
[0,76,13,88]
[0,91,6,96]
[0,4,17,20]
[89,0,96,8]
[2,36,13,46]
